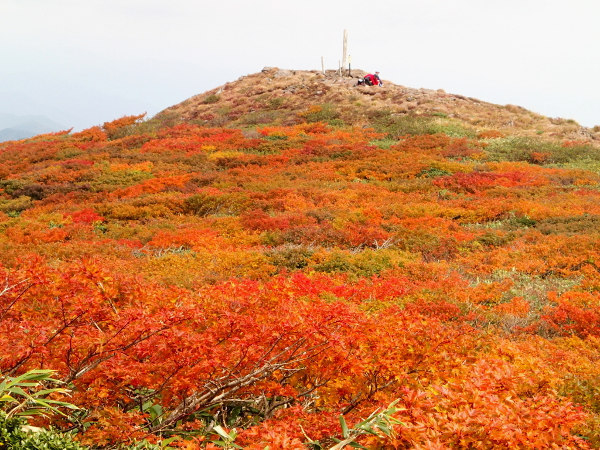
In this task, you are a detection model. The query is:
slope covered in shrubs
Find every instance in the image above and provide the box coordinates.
[2,74,600,448]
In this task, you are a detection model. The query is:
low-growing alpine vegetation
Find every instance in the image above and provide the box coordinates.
[2,70,600,448]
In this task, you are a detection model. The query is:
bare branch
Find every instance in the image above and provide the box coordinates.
[151,340,328,432]
[0,280,32,322]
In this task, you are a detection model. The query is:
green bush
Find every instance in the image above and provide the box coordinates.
[0,196,33,215]
[302,103,342,124]
[267,245,314,270]
[418,167,452,178]
[183,193,249,217]
[313,251,353,274]
[370,138,397,149]
[0,413,84,450]
[312,249,395,277]
[92,164,154,191]
[203,94,220,104]
[484,136,600,165]
[127,112,180,135]
[534,215,600,235]
[508,215,537,229]
[0,179,26,197]
[371,113,472,138]
[268,97,285,109]
[0,369,82,449]
[476,231,515,248]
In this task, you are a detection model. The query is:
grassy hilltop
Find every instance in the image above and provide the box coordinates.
[2,68,600,448]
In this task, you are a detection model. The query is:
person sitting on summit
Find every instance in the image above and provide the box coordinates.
[362,72,383,86]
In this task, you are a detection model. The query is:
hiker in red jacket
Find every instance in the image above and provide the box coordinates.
[360,72,383,86]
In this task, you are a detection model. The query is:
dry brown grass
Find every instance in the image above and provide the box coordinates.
[155,67,600,144]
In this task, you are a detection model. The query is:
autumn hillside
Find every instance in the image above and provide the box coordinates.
[2,69,600,448]
[159,67,600,142]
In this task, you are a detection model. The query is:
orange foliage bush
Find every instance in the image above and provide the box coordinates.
[1,116,600,447]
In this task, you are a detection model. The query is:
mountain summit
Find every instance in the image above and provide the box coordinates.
[156,67,599,142]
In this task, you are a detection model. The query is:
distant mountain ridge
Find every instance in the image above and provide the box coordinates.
[0,113,65,142]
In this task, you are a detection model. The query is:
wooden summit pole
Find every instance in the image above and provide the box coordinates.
[342,29,348,76]
[321,56,325,75]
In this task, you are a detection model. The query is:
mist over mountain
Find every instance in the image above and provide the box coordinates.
[0,113,65,142]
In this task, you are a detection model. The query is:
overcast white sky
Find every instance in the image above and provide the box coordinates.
[2,0,600,130]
